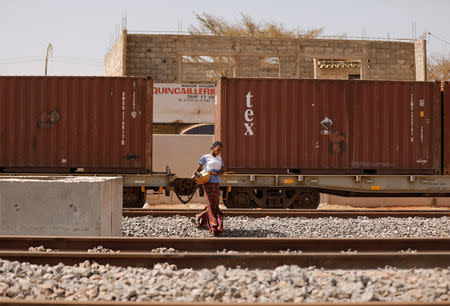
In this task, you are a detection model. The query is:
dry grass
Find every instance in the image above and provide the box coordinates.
[188,12,325,39]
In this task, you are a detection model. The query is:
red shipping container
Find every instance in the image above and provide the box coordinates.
[215,78,441,174]
[444,82,450,174]
[0,76,152,173]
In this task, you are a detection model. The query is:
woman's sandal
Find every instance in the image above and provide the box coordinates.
[190,214,203,229]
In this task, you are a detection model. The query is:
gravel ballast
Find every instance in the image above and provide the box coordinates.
[122,216,450,238]
[0,259,448,302]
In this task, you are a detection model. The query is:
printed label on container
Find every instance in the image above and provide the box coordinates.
[153,83,215,123]
[121,91,125,146]
[244,91,255,136]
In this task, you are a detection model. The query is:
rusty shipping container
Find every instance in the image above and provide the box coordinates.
[215,78,441,174]
[0,76,152,173]
[444,82,450,174]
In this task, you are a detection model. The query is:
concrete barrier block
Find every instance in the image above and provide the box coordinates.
[0,176,122,236]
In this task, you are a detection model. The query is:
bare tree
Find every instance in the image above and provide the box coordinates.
[188,12,324,39]
[427,52,450,82]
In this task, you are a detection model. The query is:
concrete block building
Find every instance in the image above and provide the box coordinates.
[105,30,426,82]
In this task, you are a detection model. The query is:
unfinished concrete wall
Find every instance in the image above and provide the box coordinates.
[314,59,361,79]
[104,30,127,76]
[105,34,425,82]
[0,176,122,236]
[124,35,179,81]
[415,39,427,81]
[316,66,361,79]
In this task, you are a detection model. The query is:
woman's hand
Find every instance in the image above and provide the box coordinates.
[193,164,203,179]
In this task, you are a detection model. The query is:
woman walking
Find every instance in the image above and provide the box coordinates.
[193,141,225,236]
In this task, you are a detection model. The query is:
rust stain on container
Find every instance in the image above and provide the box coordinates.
[444,82,450,174]
[215,78,441,174]
[0,76,152,173]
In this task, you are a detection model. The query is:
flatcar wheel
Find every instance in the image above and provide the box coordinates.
[291,190,320,209]
[123,187,146,208]
[224,188,257,208]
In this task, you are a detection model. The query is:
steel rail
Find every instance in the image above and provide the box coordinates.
[0,299,448,305]
[1,237,449,253]
[122,208,450,218]
[0,251,449,269]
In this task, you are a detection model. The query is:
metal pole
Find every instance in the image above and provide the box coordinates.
[45,43,53,76]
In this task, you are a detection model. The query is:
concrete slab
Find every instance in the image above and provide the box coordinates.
[0,176,122,236]
[152,134,214,178]
[152,134,214,204]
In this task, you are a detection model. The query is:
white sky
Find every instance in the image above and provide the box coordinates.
[1,0,449,76]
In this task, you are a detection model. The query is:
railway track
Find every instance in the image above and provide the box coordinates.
[122,208,450,218]
[2,236,448,253]
[1,236,449,269]
[1,236,449,305]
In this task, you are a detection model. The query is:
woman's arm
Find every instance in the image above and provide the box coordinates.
[193,155,207,178]
[192,164,203,178]
[209,166,225,176]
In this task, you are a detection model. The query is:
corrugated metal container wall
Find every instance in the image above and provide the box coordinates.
[215,78,441,174]
[0,76,152,173]
[444,82,450,174]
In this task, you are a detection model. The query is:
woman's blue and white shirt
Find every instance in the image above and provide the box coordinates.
[198,154,224,183]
